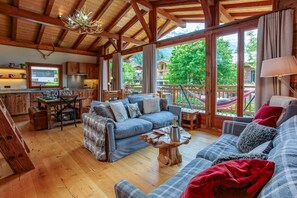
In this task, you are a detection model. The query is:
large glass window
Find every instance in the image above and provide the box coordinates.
[157,39,206,112]
[27,63,62,88]
[216,33,238,116]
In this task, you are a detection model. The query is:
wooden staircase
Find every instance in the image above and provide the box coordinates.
[0,99,34,174]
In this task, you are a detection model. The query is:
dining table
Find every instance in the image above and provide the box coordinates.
[37,96,86,129]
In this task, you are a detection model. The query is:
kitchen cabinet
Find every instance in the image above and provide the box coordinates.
[66,62,87,75]
[0,93,30,115]
[86,64,99,79]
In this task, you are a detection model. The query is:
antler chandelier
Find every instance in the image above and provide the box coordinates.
[62,6,104,35]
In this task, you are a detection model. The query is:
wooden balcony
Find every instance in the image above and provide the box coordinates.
[124,84,255,116]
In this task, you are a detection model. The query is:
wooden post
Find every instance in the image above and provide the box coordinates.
[237,29,245,117]
[149,5,158,42]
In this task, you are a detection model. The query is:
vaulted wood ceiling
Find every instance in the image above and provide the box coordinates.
[0,0,272,56]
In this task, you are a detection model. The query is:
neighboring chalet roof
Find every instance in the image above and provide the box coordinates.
[0,0,272,56]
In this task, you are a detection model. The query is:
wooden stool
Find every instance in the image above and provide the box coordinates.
[181,109,200,130]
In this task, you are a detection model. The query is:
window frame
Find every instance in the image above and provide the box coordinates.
[27,62,63,89]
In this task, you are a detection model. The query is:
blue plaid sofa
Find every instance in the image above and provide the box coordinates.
[114,115,297,198]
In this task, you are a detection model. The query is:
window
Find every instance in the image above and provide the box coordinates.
[27,63,63,88]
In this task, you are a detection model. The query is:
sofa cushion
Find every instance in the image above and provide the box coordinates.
[127,103,142,118]
[160,98,168,111]
[273,115,297,147]
[252,104,283,127]
[196,134,241,161]
[237,122,278,153]
[139,111,175,129]
[93,104,115,120]
[181,159,274,198]
[277,105,297,127]
[128,95,153,113]
[211,153,268,166]
[110,102,128,122]
[258,140,297,197]
[143,98,160,114]
[114,118,153,139]
[148,158,212,198]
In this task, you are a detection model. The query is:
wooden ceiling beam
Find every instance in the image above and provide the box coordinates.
[87,37,101,51]
[231,12,264,17]
[164,7,202,12]
[200,0,212,27]
[175,14,204,18]
[0,3,145,46]
[105,3,131,32]
[134,0,186,28]
[157,8,186,28]
[0,36,97,56]
[200,0,219,28]
[109,38,118,51]
[219,3,235,23]
[223,1,272,9]
[72,0,113,49]
[36,0,55,44]
[118,10,148,35]
[56,0,87,47]
[11,0,19,41]
[130,0,152,41]
[159,25,177,39]
[157,19,170,39]
[151,0,199,7]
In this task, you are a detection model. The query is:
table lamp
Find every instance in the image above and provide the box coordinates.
[261,56,297,96]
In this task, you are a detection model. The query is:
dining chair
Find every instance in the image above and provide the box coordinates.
[57,95,78,130]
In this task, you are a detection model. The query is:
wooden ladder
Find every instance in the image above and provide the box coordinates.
[0,99,34,174]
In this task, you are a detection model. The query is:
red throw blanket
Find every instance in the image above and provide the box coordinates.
[181,159,275,198]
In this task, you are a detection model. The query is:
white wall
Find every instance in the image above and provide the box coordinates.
[0,44,97,89]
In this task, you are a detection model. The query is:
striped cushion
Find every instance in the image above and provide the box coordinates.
[196,134,241,161]
[259,140,297,197]
[273,116,297,147]
[147,158,212,198]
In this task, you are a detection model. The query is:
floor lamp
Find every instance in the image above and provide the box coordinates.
[261,56,297,96]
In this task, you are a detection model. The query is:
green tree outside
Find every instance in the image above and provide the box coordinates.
[123,62,136,84]
[166,38,237,85]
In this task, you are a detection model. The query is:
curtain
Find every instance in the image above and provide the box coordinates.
[112,53,123,90]
[142,44,157,93]
[255,9,294,110]
[99,57,108,101]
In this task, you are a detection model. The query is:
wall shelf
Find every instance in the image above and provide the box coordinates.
[0,77,26,79]
[0,67,26,71]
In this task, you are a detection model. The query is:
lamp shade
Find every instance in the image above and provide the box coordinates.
[261,56,297,77]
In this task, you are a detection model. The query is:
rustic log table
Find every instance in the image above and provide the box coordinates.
[140,126,191,166]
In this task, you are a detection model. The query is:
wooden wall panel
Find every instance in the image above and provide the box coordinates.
[19,0,47,14]
[99,0,125,30]
[76,35,97,50]
[0,14,10,37]
[40,26,61,45]
[124,13,149,38]
[110,9,136,33]
[16,19,39,42]
[60,31,80,48]
[50,0,77,18]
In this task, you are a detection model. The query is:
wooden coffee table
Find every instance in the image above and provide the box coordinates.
[140,126,191,166]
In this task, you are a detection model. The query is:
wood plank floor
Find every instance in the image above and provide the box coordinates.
[0,115,219,198]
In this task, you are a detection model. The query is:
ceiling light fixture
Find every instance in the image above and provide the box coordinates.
[61,6,104,35]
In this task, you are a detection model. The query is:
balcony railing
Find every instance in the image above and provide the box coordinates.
[124,84,255,116]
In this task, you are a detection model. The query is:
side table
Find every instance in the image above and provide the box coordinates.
[140,127,191,166]
[181,109,200,130]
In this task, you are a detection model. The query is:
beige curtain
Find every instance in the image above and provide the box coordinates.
[99,57,108,101]
[112,53,123,90]
[255,9,294,110]
[142,44,157,93]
